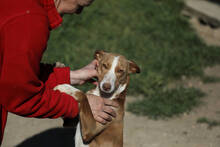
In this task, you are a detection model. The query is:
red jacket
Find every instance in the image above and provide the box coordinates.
[0,0,79,144]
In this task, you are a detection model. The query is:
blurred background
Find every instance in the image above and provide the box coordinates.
[2,0,220,146]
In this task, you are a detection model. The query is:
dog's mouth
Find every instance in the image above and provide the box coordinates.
[99,88,115,99]
[98,82,118,99]
[88,77,118,98]
[99,87,114,94]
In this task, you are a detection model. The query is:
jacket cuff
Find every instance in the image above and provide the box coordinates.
[53,67,71,85]
[53,67,79,118]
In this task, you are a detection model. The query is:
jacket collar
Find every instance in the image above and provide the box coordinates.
[40,0,62,29]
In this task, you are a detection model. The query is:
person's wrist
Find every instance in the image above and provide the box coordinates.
[70,70,80,85]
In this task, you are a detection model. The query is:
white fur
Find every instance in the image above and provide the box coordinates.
[53,84,81,101]
[88,86,100,96]
[100,56,119,93]
[110,84,127,100]
[75,123,88,147]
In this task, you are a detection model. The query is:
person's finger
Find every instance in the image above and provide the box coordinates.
[78,68,97,80]
[87,60,98,69]
[95,59,99,67]
[79,80,85,85]
[98,112,112,122]
[104,99,119,107]
[87,69,98,77]
[94,115,107,125]
[103,106,116,117]
[91,59,98,66]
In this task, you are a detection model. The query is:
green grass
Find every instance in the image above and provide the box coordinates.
[197,117,220,129]
[128,87,205,119]
[201,75,220,83]
[43,0,220,118]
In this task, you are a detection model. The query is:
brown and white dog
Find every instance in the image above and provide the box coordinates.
[54,50,140,147]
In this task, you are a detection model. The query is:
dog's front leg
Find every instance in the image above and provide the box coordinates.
[54,84,84,102]
[79,96,111,144]
[54,84,109,143]
[53,84,85,127]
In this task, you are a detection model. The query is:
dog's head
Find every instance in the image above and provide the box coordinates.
[94,50,140,96]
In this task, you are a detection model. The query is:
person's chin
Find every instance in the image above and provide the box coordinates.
[64,6,84,15]
[75,6,84,14]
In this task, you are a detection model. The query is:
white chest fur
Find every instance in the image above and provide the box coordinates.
[75,123,88,147]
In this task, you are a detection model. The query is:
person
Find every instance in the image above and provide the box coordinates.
[0,0,118,145]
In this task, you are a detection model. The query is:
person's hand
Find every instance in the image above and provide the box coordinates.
[55,0,95,15]
[55,62,65,67]
[87,94,119,124]
[70,60,98,85]
[71,0,95,14]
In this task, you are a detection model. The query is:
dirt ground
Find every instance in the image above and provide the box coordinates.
[2,6,220,147]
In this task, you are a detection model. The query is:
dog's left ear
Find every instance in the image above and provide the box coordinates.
[94,50,105,61]
[128,60,141,74]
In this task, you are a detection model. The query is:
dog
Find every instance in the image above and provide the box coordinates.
[54,50,140,147]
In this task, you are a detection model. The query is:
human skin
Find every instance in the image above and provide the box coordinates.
[54,0,117,124]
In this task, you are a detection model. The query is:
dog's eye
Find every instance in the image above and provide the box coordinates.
[102,63,108,69]
[117,69,124,73]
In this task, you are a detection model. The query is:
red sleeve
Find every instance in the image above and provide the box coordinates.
[0,13,78,118]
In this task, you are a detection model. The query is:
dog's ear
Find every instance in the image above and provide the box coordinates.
[94,50,105,61]
[128,60,141,74]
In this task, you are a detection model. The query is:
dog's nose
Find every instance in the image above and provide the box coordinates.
[102,83,111,91]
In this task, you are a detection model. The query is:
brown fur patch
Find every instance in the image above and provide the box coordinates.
[74,91,87,102]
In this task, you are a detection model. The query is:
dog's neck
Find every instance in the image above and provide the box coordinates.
[87,83,127,147]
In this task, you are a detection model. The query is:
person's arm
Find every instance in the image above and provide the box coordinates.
[0,13,78,118]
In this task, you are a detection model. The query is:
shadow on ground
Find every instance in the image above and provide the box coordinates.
[16,127,76,147]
